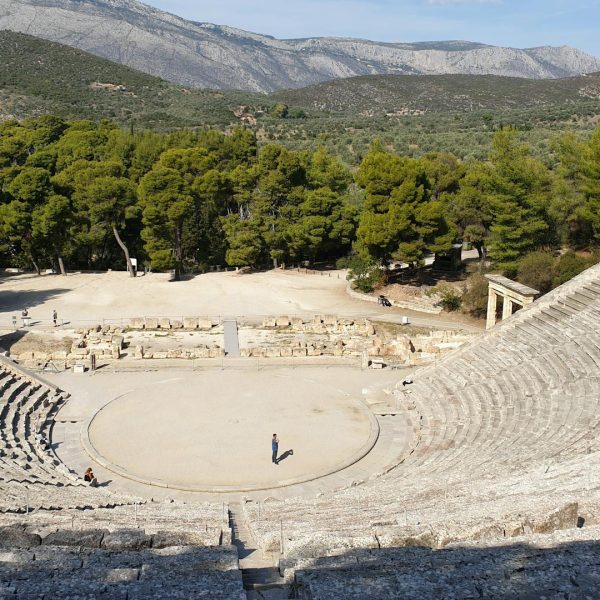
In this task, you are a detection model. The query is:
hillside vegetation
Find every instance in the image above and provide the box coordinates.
[272,73,600,115]
[0,31,599,164]
[0,31,259,129]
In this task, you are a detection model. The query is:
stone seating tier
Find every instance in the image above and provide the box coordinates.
[290,524,600,599]
[240,265,600,561]
[0,362,146,513]
[0,522,244,599]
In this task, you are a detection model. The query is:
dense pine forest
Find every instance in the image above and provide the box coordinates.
[1,116,599,306]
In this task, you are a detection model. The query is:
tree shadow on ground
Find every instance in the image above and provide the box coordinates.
[0,329,28,354]
[0,288,71,314]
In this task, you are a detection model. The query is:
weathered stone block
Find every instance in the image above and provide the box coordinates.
[262,317,276,328]
[134,346,144,359]
[0,526,41,548]
[152,531,210,549]
[102,530,151,551]
[526,502,579,534]
[192,347,210,358]
[290,318,304,331]
[209,346,225,358]
[129,318,145,330]
[183,317,198,330]
[198,319,213,331]
[153,351,168,359]
[111,335,124,350]
[171,320,183,329]
[166,349,182,359]
[292,347,307,357]
[275,317,290,328]
[145,317,159,330]
[71,347,89,357]
[280,347,293,357]
[44,529,107,549]
[158,318,171,330]
[264,348,281,358]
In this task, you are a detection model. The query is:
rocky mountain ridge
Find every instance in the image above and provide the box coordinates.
[1,0,599,92]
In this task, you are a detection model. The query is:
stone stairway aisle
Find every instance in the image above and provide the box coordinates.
[224,319,241,357]
[229,504,289,599]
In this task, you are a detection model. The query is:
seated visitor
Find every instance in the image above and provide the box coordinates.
[84,467,99,487]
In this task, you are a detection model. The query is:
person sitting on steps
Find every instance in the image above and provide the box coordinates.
[84,467,99,487]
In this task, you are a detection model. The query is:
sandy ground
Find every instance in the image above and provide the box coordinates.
[0,269,483,332]
[86,371,374,490]
[49,366,401,500]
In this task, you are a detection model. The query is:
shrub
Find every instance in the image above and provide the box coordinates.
[553,251,593,288]
[432,283,462,312]
[347,255,384,293]
[517,251,555,295]
[461,273,489,318]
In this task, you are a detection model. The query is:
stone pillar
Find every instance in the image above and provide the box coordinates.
[502,297,513,320]
[486,288,498,330]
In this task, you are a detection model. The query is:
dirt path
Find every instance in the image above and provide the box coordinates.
[0,270,483,332]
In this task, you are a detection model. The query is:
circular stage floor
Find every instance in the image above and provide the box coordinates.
[84,371,378,492]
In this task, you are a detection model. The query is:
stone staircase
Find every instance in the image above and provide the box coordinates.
[229,504,288,598]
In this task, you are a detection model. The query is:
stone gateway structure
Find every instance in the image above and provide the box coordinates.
[485,273,539,329]
[2,263,600,597]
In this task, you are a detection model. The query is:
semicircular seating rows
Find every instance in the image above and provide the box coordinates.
[240,263,600,591]
[0,357,137,513]
[0,357,246,598]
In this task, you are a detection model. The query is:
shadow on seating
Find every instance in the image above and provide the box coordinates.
[289,537,600,598]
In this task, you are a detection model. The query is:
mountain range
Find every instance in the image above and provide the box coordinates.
[1,0,599,93]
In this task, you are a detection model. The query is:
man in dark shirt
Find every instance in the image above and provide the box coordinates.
[272,434,279,464]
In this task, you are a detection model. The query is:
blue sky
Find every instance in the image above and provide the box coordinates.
[144,0,600,56]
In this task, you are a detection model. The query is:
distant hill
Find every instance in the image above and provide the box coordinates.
[272,73,600,116]
[0,31,258,128]
[0,0,599,92]
[1,31,599,166]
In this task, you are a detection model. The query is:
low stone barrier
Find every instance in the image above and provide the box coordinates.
[135,345,225,359]
[345,283,443,314]
[261,315,376,336]
[127,317,215,331]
